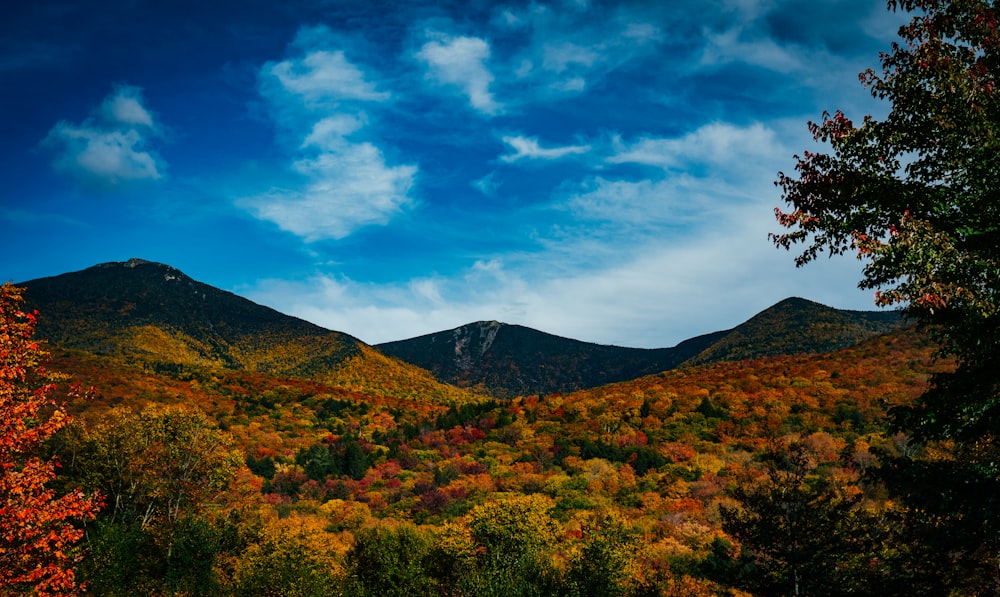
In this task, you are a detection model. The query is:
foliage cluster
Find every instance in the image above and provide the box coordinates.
[774,0,1000,592]
[0,283,101,596]
[32,315,948,595]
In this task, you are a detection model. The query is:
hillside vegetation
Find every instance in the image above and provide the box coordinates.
[46,322,941,595]
[8,263,948,595]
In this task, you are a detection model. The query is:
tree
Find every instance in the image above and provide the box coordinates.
[66,405,244,595]
[345,522,438,597]
[458,494,563,597]
[0,283,101,595]
[566,513,639,597]
[228,517,344,597]
[772,1,1000,591]
[719,443,868,596]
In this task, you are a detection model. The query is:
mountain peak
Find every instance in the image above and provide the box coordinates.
[682,298,904,366]
[20,260,356,371]
[92,258,187,279]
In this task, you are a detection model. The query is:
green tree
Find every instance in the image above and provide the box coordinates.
[719,443,880,596]
[773,1,999,590]
[229,525,342,597]
[345,522,438,597]
[565,513,638,597]
[67,405,244,595]
[459,494,563,597]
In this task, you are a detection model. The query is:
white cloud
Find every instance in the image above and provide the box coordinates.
[242,140,416,242]
[301,115,365,149]
[43,85,164,185]
[501,135,591,162]
[565,177,689,226]
[609,122,783,172]
[487,4,664,99]
[263,49,390,105]
[472,171,500,195]
[101,87,155,127]
[541,41,598,73]
[47,126,161,182]
[699,26,803,73]
[243,27,417,241]
[416,33,500,114]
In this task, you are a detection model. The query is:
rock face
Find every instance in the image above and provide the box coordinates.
[453,321,502,371]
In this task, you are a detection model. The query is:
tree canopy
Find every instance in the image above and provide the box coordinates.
[773,0,1000,591]
[0,283,101,596]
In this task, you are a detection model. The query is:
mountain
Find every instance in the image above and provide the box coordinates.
[19,258,475,404]
[17,259,907,402]
[377,298,906,398]
[681,297,906,367]
[377,321,728,398]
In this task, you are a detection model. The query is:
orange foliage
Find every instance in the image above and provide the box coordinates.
[1,284,101,596]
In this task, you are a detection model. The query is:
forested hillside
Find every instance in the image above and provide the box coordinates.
[377,298,903,398]
[21,259,475,406]
[19,284,949,595]
[3,259,952,595]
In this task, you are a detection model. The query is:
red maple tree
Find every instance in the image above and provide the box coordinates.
[1,283,101,596]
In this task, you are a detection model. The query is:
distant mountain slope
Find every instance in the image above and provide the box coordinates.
[378,299,906,398]
[19,259,476,405]
[19,260,907,402]
[376,321,728,398]
[681,297,906,367]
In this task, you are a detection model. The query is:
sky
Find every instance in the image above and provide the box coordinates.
[1,0,912,348]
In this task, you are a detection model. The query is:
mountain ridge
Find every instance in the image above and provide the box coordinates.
[18,259,477,405]
[377,320,725,398]
[17,259,906,399]
[377,297,906,397]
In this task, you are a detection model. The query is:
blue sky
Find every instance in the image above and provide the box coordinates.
[1,0,909,347]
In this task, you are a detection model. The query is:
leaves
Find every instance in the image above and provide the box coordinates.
[774,1,1000,590]
[0,283,101,596]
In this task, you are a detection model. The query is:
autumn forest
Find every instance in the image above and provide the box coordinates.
[4,1,1000,594]
[0,261,970,596]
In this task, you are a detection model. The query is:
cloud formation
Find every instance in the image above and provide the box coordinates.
[264,49,390,106]
[243,26,416,241]
[489,3,665,99]
[609,122,782,172]
[500,135,591,162]
[244,142,416,241]
[416,32,500,114]
[43,85,164,185]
